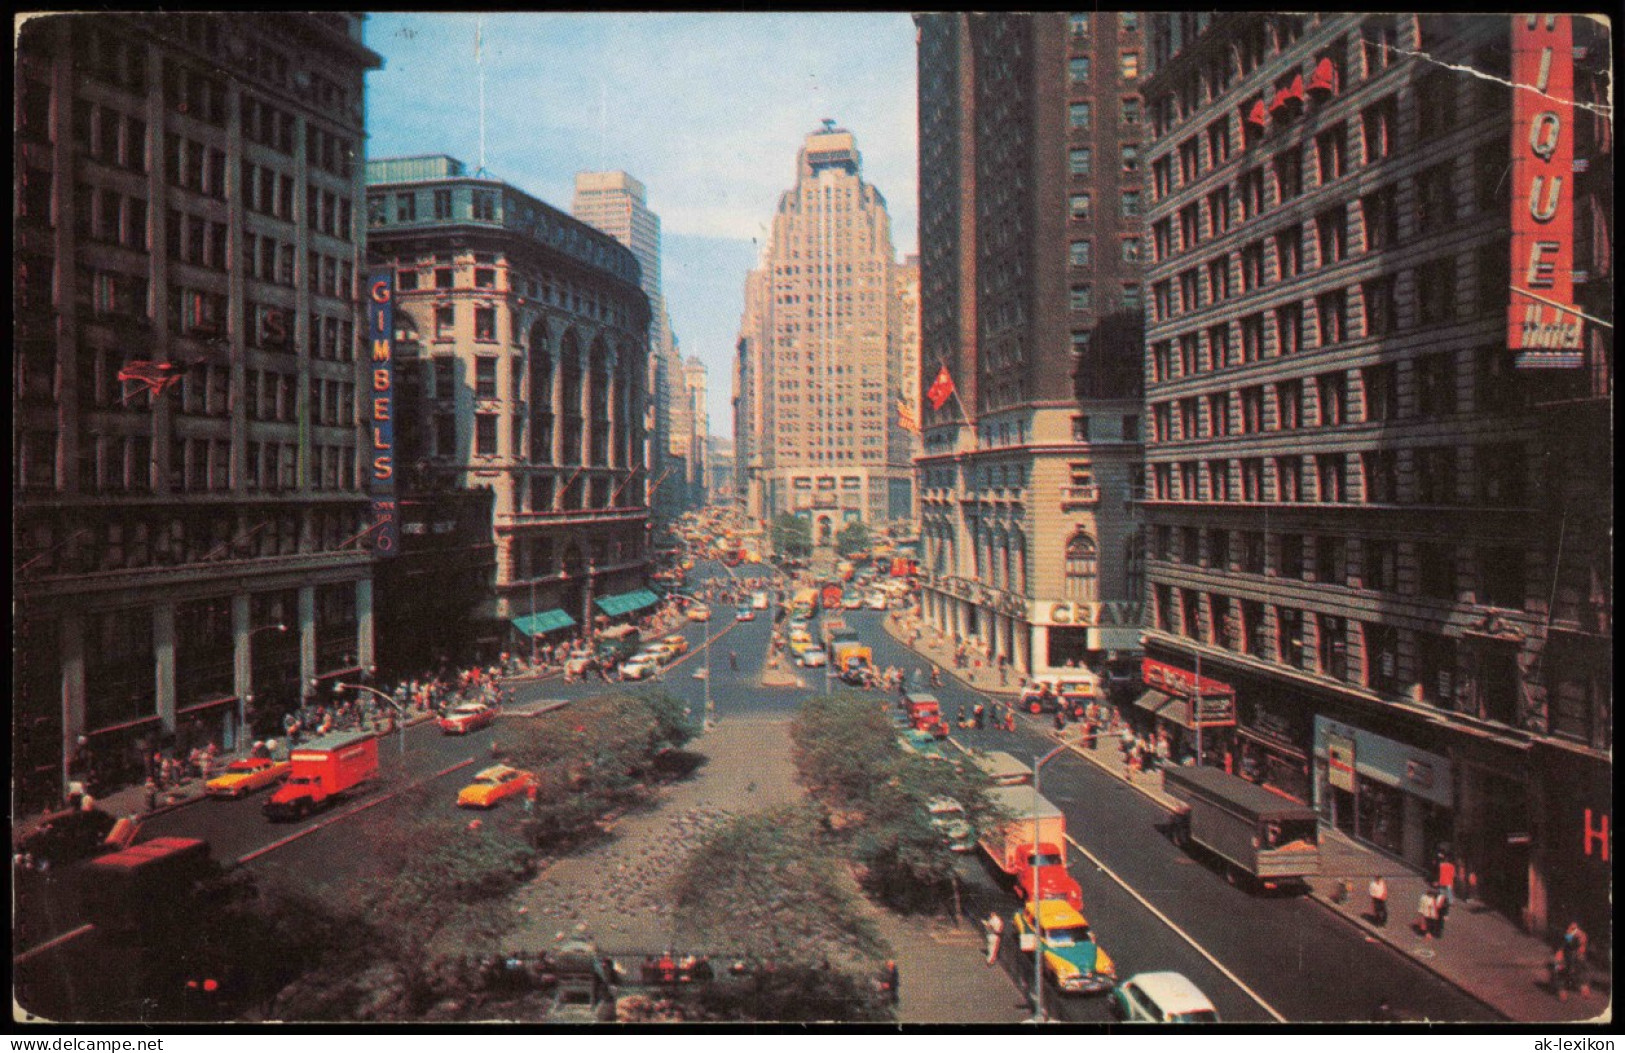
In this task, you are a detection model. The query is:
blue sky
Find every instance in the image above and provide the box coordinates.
[363,12,919,438]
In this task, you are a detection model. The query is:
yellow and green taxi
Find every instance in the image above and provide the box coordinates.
[456,765,538,809]
[205,756,291,798]
[1014,899,1116,995]
[661,635,690,656]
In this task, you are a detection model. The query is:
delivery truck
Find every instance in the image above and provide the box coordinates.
[263,730,380,820]
[980,785,1084,910]
[832,639,873,683]
[1163,765,1321,890]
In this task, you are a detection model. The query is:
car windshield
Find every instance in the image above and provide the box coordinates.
[476,774,501,785]
[1046,925,1092,946]
[1029,851,1064,867]
[228,760,259,772]
[1170,1009,1220,1023]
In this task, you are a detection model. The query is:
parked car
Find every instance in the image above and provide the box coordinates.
[1013,899,1116,995]
[926,796,975,852]
[205,756,292,798]
[19,807,118,867]
[735,607,755,622]
[865,592,888,610]
[456,765,537,808]
[799,646,828,668]
[686,604,711,622]
[661,635,690,656]
[439,702,496,735]
[620,653,663,681]
[1110,972,1220,1023]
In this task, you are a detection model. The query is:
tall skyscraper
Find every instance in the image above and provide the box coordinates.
[739,122,915,536]
[571,170,683,525]
[681,355,709,507]
[889,255,922,520]
[913,13,1147,680]
[14,13,381,808]
[1139,13,1610,940]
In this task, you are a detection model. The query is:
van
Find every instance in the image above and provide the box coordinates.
[974,750,1032,786]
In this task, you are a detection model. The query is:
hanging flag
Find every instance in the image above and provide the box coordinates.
[117,360,188,401]
[896,397,920,435]
[1246,98,1269,128]
[1306,57,1337,95]
[926,365,956,411]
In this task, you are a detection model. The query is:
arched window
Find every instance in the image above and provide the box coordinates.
[1064,531,1098,602]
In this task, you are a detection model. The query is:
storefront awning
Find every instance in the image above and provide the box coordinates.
[594,588,661,618]
[511,609,576,637]
[1133,689,1193,730]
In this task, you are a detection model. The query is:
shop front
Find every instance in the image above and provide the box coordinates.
[1134,658,1236,767]
[1313,716,1453,871]
[1233,697,1313,804]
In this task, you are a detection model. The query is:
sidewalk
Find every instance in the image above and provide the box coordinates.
[879,611,1609,1025]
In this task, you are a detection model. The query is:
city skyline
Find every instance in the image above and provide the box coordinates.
[363,12,920,438]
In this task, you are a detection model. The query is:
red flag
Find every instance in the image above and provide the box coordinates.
[896,397,920,435]
[1247,98,1269,128]
[926,366,956,411]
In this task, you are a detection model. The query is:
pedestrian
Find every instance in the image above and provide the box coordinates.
[1005,709,1016,733]
[1368,874,1389,927]
[728,650,738,672]
[983,910,1004,965]
[1431,883,1449,938]
[144,779,160,812]
[1053,708,1066,733]
[973,703,985,730]
[885,960,900,1006]
[1554,920,1590,1000]
[1416,885,1439,939]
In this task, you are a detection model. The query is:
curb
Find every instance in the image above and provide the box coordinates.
[877,617,1021,699]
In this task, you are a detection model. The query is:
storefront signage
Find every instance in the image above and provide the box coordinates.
[1326,733,1357,793]
[1045,601,1143,627]
[368,271,399,556]
[1141,658,1232,700]
[1509,14,1584,362]
[1251,705,1297,749]
[1050,602,1095,625]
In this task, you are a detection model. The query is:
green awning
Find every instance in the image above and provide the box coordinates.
[594,588,661,618]
[511,609,576,636]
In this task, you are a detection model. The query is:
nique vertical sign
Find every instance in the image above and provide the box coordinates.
[1509,14,1584,364]
[368,272,400,555]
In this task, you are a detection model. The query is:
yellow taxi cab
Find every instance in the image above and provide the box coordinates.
[456,765,538,809]
[1013,898,1116,995]
[686,604,711,622]
[205,756,292,799]
[661,634,690,656]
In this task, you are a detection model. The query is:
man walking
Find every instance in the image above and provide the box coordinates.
[984,909,1004,965]
[1368,874,1389,927]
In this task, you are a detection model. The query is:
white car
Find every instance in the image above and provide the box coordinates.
[865,592,888,610]
[620,653,663,680]
[799,646,828,668]
[926,796,974,852]
[1110,973,1220,1023]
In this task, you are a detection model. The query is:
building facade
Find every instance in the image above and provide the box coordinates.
[1139,13,1611,939]
[14,13,381,807]
[570,170,683,528]
[913,12,1147,679]
[680,355,710,507]
[365,156,651,649]
[889,254,922,527]
[742,123,916,536]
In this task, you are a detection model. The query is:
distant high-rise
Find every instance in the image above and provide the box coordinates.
[571,170,682,524]
[738,123,915,536]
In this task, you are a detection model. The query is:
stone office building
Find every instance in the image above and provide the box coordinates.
[14,13,381,807]
[913,13,1148,679]
[1138,13,1611,939]
[365,156,653,652]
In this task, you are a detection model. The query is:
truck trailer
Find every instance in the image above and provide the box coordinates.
[980,785,1083,909]
[1162,764,1321,890]
[263,730,380,820]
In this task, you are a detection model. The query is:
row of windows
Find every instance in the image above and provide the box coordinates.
[396,262,633,329]
[1146,441,1526,508]
[1152,527,1527,607]
[1148,251,1505,379]
[1152,586,1508,715]
[1067,51,1141,84]
[72,101,149,172]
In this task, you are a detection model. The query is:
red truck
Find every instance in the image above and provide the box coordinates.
[981,786,1084,911]
[263,730,380,820]
[902,692,950,739]
[82,836,213,936]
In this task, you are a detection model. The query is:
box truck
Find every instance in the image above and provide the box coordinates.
[263,730,380,820]
[1163,765,1321,890]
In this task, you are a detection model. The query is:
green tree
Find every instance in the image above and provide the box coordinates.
[771,512,812,558]
[835,520,871,558]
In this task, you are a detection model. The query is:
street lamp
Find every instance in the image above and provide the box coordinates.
[242,623,288,742]
[1028,742,1070,1024]
[335,681,407,760]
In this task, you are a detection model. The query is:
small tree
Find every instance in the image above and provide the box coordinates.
[771,512,812,558]
[835,520,870,558]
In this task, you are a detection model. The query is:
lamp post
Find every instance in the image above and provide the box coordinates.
[703,611,714,728]
[336,681,407,760]
[530,576,538,669]
[1028,742,1070,1024]
[242,623,288,744]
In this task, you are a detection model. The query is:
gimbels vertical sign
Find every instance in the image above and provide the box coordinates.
[368,272,399,555]
[1508,14,1584,362]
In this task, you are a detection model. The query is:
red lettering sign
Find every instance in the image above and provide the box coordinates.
[1583,808,1610,862]
[1509,15,1584,352]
